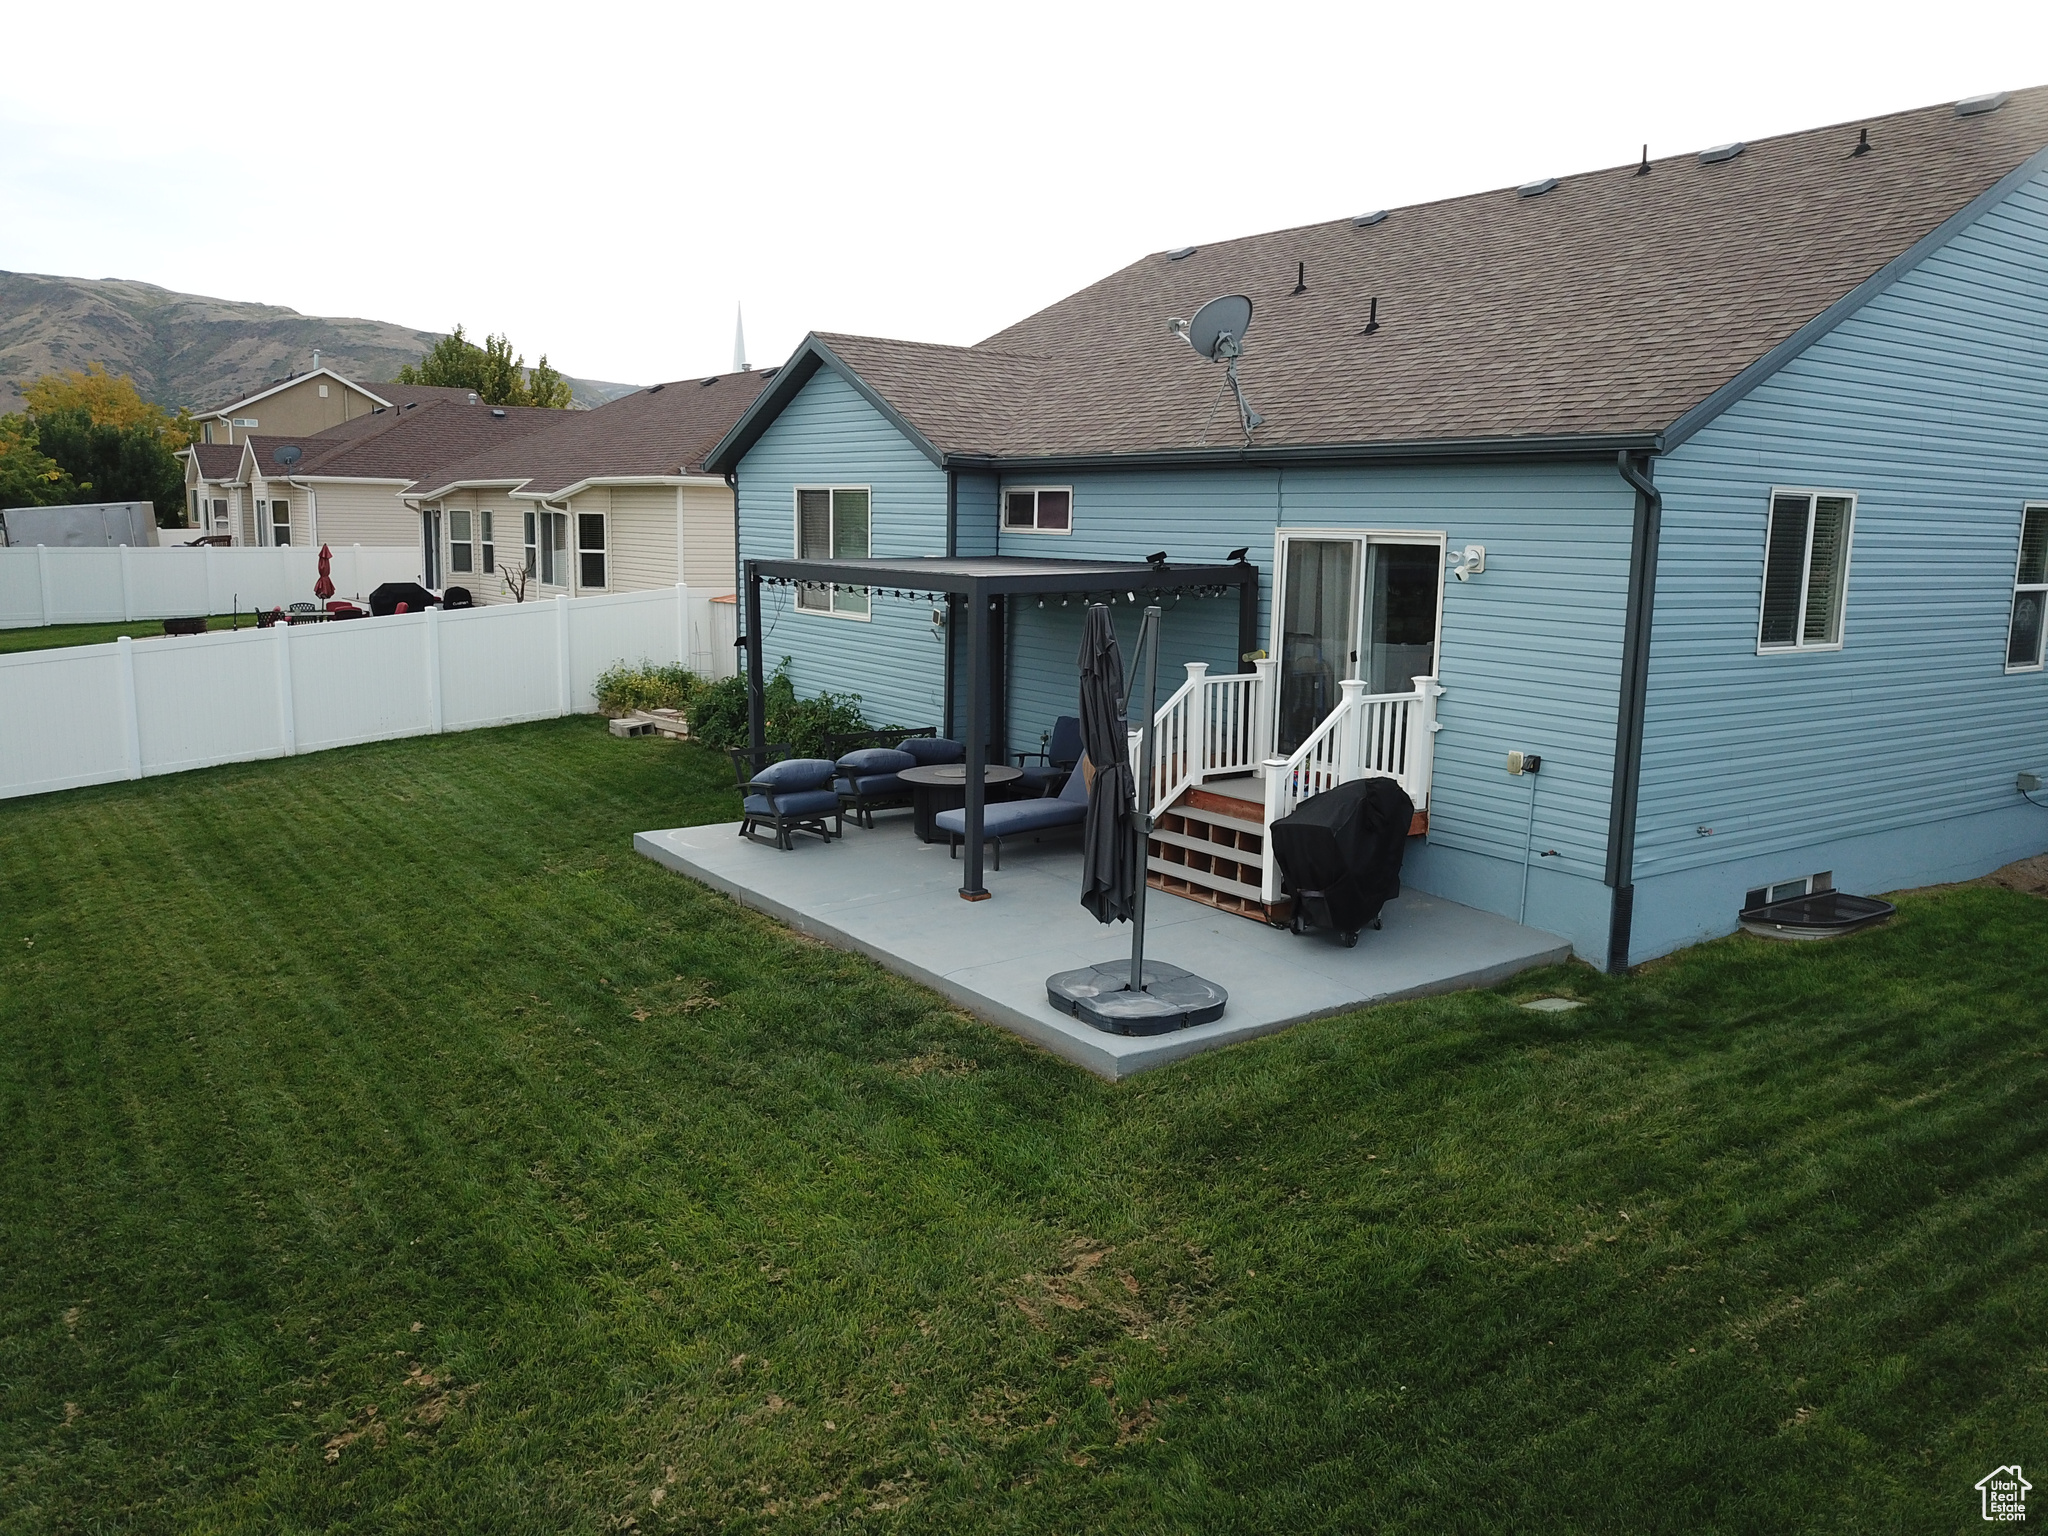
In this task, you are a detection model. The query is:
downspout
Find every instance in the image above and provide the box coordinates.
[943,468,957,733]
[1604,450,1662,974]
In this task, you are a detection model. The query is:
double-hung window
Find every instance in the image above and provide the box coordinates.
[523,511,538,575]
[449,509,474,574]
[1004,487,1072,534]
[2008,504,2048,671]
[1758,489,1855,652]
[577,513,606,590]
[796,487,871,617]
[538,511,569,585]
[481,509,496,574]
[269,496,292,547]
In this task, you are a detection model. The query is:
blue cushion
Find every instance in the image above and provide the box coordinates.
[751,756,836,791]
[897,736,964,765]
[742,792,776,816]
[838,747,916,775]
[935,797,1088,838]
[772,788,842,818]
[850,772,905,795]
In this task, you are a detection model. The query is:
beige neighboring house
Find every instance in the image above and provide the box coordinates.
[409,370,771,601]
[181,442,246,541]
[192,362,485,445]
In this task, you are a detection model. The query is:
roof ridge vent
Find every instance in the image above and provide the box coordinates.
[1517,177,1558,199]
[1352,209,1387,227]
[1956,91,2009,117]
[1699,141,1745,164]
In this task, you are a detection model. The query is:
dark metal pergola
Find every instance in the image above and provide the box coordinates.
[742,554,1261,899]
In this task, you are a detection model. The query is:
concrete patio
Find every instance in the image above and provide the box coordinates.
[634,813,1572,1078]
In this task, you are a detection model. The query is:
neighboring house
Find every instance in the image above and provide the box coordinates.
[408,371,771,599]
[183,442,245,540]
[190,364,480,445]
[705,87,2048,970]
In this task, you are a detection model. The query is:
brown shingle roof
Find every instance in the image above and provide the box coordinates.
[188,443,244,480]
[412,370,771,498]
[241,401,565,487]
[716,87,2048,466]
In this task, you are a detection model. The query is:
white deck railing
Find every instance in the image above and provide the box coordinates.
[1149,660,1275,811]
[1258,676,1442,901]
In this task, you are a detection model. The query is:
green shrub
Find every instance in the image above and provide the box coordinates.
[593,661,700,718]
[687,658,867,759]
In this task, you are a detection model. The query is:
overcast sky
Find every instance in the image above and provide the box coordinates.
[4,1,2043,387]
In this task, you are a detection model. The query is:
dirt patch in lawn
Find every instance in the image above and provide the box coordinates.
[1982,853,2048,897]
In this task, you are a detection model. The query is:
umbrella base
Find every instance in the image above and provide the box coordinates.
[1046,961,1228,1034]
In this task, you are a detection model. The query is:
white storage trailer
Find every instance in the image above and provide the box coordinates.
[0,502,161,548]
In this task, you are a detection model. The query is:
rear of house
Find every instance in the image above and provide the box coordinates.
[709,87,2048,969]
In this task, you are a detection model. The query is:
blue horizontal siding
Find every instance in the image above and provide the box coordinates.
[1637,165,2048,959]
[737,365,950,731]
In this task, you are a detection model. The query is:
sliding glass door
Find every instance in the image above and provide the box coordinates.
[1272,531,1443,755]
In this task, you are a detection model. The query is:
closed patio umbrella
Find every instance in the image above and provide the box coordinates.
[1077,602,1138,925]
[314,544,335,601]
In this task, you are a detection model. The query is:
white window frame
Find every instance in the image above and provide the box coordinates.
[523,510,538,576]
[481,508,496,575]
[2006,502,2047,674]
[1002,485,1074,536]
[449,508,475,575]
[1756,487,1857,655]
[268,496,292,547]
[538,510,570,587]
[1267,527,1447,688]
[576,510,607,591]
[792,484,873,622]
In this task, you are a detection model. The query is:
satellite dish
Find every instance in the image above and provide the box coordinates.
[273,444,303,468]
[1182,294,1253,363]
[1167,293,1265,443]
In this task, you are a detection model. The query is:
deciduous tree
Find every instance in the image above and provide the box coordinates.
[397,324,574,408]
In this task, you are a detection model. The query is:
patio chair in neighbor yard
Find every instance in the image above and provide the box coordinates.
[935,754,1090,870]
[729,745,842,850]
[828,727,936,829]
[1014,715,1083,796]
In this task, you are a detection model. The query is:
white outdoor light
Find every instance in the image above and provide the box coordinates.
[1449,544,1486,581]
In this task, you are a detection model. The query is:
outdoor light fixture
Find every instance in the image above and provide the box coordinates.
[1449,545,1486,581]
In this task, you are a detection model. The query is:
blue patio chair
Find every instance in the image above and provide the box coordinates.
[895,736,965,766]
[729,746,842,850]
[834,746,919,829]
[935,757,1090,871]
[1014,715,1082,796]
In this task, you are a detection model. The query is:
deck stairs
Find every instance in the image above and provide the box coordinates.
[1142,660,1441,923]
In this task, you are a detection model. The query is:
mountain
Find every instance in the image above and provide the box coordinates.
[0,271,641,414]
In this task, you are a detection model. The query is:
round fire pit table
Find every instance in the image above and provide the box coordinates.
[898,762,1024,843]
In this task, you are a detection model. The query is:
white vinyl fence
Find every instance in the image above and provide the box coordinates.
[0,585,737,802]
[0,544,423,628]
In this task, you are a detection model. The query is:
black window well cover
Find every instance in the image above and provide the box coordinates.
[1267,775,1415,937]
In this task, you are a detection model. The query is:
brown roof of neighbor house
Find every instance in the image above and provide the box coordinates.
[188,443,244,480]
[710,86,2048,468]
[241,401,565,487]
[412,370,772,498]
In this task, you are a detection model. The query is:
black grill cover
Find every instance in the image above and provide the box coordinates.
[368,582,441,616]
[1268,776,1415,935]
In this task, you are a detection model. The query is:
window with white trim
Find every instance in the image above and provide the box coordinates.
[1758,490,1855,651]
[1744,870,1833,911]
[538,511,568,585]
[2007,504,2047,671]
[796,487,871,617]
[1004,486,1072,534]
[449,509,474,574]
[269,496,291,547]
[523,510,538,575]
[481,509,496,574]
[577,512,606,590]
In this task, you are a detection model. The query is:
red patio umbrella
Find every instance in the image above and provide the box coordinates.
[314,544,335,601]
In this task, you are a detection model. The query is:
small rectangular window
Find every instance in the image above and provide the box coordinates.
[1758,490,1855,651]
[523,510,537,576]
[481,509,495,574]
[211,498,228,532]
[539,511,568,585]
[795,486,870,616]
[2007,504,2047,671]
[269,497,291,547]
[449,509,474,574]
[577,512,606,590]
[1003,486,1073,534]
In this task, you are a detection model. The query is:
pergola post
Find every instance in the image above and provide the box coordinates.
[961,576,990,900]
[744,561,765,753]
[1236,565,1260,672]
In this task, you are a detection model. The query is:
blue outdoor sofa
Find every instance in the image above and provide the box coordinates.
[935,758,1090,870]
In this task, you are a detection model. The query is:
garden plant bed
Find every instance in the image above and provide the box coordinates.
[3,717,2045,1531]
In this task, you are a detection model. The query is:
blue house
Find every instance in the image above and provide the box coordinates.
[705,88,2048,970]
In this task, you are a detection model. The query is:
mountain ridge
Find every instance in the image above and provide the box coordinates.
[0,271,639,414]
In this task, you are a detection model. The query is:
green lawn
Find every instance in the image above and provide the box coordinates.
[3,718,2044,1533]
[0,615,243,655]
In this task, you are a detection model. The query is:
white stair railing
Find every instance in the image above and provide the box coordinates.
[1259,676,1442,902]
[1149,661,1273,810]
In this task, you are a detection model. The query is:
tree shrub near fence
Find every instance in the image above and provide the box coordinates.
[0,586,736,801]
[0,544,424,627]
